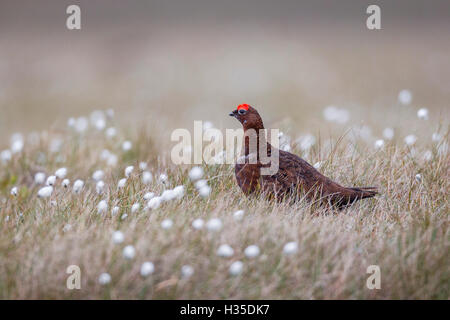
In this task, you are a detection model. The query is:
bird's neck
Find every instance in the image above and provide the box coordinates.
[243,127,272,157]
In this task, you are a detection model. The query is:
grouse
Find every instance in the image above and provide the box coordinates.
[229,104,377,208]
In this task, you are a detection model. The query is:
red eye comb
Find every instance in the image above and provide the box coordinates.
[237,104,250,111]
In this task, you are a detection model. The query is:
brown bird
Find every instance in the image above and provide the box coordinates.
[229,104,377,208]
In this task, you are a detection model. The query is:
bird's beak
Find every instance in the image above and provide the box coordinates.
[229,110,237,118]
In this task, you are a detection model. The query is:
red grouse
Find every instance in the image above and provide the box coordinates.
[229,104,377,208]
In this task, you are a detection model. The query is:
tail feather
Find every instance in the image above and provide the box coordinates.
[348,186,378,200]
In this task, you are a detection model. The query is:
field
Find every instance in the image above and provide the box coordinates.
[0,5,449,299]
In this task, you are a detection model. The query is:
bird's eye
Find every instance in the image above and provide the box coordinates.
[238,109,246,115]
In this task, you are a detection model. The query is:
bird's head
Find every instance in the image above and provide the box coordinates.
[229,104,264,131]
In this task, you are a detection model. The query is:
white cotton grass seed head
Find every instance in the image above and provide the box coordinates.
[283,242,298,255]
[206,218,222,232]
[404,134,417,146]
[107,154,118,167]
[161,219,173,229]
[117,178,127,189]
[98,273,111,285]
[217,244,234,258]
[143,192,155,201]
[112,206,120,216]
[140,262,155,277]
[38,186,53,198]
[73,180,84,193]
[383,127,394,140]
[173,185,185,199]
[313,162,321,169]
[122,140,132,151]
[189,166,204,181]
[55,168,67,179]
[147,197,162,210]
[423,150,432,162]
[112,230,124,244]
[62,179,70,188]
[415,173,422,183]
[229,261,244,276]
[199,185,211,198]
[192,218,204,230]
[142,171,153,184]
[139,162,147,170]
[195,179,207,189]
[125,166,134,177]
[417,108,429,120]
[92,170,104,181]
[97,200,108,214]
[398,89,412,105]
[105,127,117,139]
[158,173,168,184]
[161,189,176,202]
[34,172,46,184]
[122,245,136,259]
[374,139,385,149]
[121,213,128,220]
[46,175,56,186]
[181,265,194,279]
[10,187,18,196]
[1,149,12,163]
[233,210,245,221]
[131,203,140,213]
[244,245,260,258]
[432,132,442,142]
[96,180,105,194]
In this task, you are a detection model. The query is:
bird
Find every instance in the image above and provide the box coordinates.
[229,104,377,209]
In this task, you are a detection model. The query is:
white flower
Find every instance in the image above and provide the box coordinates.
[323,106,349,124]
[297,134,316,151]
[398,89,412,105]
[233,210,245,221]
[121,213,128,220]
[383,127,394,140]
[139,162,147,170]
[11,136,24,153]
[229,261,243,276]
[10,187,18,196]
[195,179,207,189]
[181,265,194,279]
[199,185,211,198]
[283,242,298,255]
[313,162,321,169]
[244,245,260,258]
[112,231,124,244]
[143,192,155,200]
[96,180,105,194]
[63,224,72,232]
[117,178,127,188]
[173,185,185,199]
[38,186,53,198]
[125,166,134,177]
[423,150,432,162]
[161,189,176,202]
[415,173,422,183]
[34,172,46,184]
[97,200,108,214]
[432,132,442,142]
[189,166,204,181]
[62,179,70,188]
[1,149,12,163]
[107,154,118,167]
[161,219,173,229]
[122,140,132,151]
[92,170,104,181]
[206,218,222,232]
[46,175,56,186]
[417,108,429,120]
[374,139,385,149]
[105,127,116,138]
[106,109,114,118]
[55,168,67,179]
[100,149,111,160]
[142,171,153,184]
[158,173,168,184]
[73,180,84,193]
[147,197,162,210]
[75,117,88,133]
[140,262,155,277]
[122,245,136,259]
[112,206,120,216]
[98,273,111,285]
[404,134,417,146]
[131,203,140,213]
[192,218,204,230]
[67,117,76,127]
[217,244,234,258]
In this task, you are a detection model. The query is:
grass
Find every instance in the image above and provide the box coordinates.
[0,115,448,299]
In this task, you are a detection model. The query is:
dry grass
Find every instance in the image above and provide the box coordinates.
[0,116,448,299]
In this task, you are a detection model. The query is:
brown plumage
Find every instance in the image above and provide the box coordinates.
[229,104,377,209]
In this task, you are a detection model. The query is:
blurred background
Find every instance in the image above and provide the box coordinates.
[0,0,449,146]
